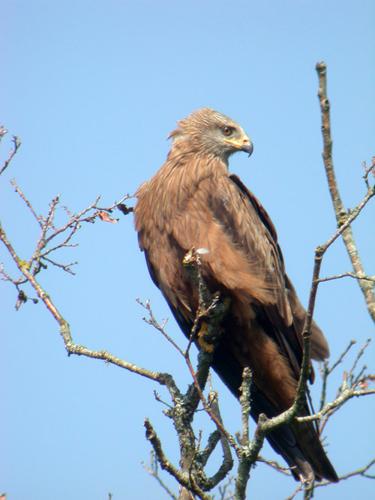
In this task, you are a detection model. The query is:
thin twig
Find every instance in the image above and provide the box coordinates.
[5,184,134,282]
[42,255,78,275]
[11,179,42,227]
[285,483,303,500]
[143,450,178,500]
[328,340,357,375]
[297,385,375,424]
[317,272,375,284]
[138,299,185,357]
[318,339,356,412]
[257,456,292,477]
[348,338,371,383]
[313,458,375,489]
[0,136,21,176]
[363,157,375,189]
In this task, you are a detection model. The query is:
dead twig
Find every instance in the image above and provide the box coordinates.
[0,135,21,176]
[2,181,134,297]
[11,179,42,226]
[143,450,178,500]
[316,272,375,284]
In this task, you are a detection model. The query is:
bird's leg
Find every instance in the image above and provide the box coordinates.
[197,295,231,353]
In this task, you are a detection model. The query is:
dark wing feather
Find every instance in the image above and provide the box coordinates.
[228,174,305,378]
[229,174,279,242]
[229,174,329,364]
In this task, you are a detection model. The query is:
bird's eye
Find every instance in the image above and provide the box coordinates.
[222,126,234,137]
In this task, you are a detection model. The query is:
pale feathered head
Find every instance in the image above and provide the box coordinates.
[169,108,253,160]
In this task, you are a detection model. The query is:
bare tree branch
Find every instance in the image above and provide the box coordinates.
[144,418,210,500]
[316,61,375,321]
[0,220,182,387]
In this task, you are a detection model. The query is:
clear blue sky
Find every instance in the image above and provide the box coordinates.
[1,1,374,499]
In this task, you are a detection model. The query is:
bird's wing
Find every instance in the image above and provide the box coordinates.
[167,170,304,380]
[228,174,329,360]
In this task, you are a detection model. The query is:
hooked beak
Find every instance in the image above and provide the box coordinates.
[241,140,253,157]
[224,136,254,157]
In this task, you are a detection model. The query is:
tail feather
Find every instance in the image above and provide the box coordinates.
[291,420,338,482]
[250,387,338,482]
[211,345,338,483]
[251,388,339,483]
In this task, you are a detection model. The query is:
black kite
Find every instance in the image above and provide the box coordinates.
[134,108,338,483]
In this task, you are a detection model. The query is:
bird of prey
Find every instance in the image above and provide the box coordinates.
[134,108,338,483]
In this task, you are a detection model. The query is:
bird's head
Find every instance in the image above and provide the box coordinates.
[169,108,253,161]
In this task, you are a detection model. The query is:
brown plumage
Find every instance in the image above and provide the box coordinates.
[134,108,338,483]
